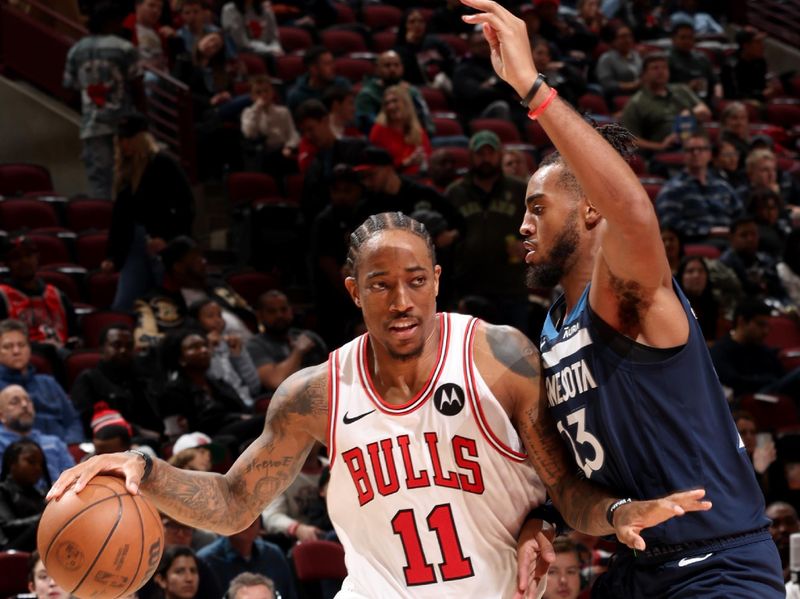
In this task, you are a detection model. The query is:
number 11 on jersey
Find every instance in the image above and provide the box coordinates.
[391,503,474,586]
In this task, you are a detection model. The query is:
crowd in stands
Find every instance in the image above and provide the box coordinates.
[2,0,800,596]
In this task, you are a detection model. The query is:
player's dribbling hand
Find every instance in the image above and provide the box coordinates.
[46,452,147,501]
[613,488,713,551]
[459,0,539,98]
[514,519,555,599]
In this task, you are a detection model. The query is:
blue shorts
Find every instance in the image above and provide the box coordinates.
[591,532,784,598]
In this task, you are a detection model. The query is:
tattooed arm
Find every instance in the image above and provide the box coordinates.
[475,322,711,548]
[47,363,329,535]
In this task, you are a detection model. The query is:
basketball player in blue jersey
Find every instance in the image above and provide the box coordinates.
[460,1,785,597]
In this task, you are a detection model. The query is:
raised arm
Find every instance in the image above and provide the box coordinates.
[47,363,329,536]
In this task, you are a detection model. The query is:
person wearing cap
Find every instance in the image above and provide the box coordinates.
[620,52,711,153]
[89,402,133,456]
[132,236,254,350]
[445,130,529,330]
[721,28,781,102]
[169,432,225,473]
[0,236,78,351]
[103,112,195,312]
[63,1,141,199]
[0,385,74,489]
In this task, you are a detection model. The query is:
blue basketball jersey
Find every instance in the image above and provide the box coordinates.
[540,282,769,547]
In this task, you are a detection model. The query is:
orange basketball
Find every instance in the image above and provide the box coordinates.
[37,475,164,599]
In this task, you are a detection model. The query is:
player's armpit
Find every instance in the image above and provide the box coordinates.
[144,363,329,535]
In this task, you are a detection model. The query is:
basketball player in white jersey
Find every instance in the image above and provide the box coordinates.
[48,214,711,598]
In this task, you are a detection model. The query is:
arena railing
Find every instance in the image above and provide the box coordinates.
[747,0,800,48]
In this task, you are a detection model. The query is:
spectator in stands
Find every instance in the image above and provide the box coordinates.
[152,546,201,599]
[125,0,178,72]
[355,50,434,137]
[178,0,234,59]
[369,85,432,176]
[88,403,133,455]
[738,148,800,209]
[287,46,350,112]
[159,330,264,444]
[542,536,582,599]
[296,100,366,218]
[533,0,569,48]
[749,187,791,258]
[63,2,140,200]
[613,0,667,41]
[246,290,326,394]
[720,216,787,302]
[709,297,800,398]
[595,22,642,101]
[133,237,255,349]
[660,224,684,275]
[445,131,529,331]
[734,410,777,497]
[621,52,711,152]
[169,432,225,473]
[428,149,459,192]
[722,28,781,102]
[240,75,299,174]
[655,132,742,244]
[0,236,78,352]
[531,37,587,107]
[719,101,751,161]
[226,573,276,599]
[0,321,82,444]
[777,230,800,307]
[564,0,606,57]
[308,165,363,346]
[0,385,74,488]
[104,113,195,311]
[197,518,297,599]
[766,501,800,583]
[188,298,260,408]
[220,0,282,59]
[323,85,360,139]
[502,149,530,180]
[394,8,455,91]
[711,139,747,189]
[667,22,720,101]
[71,324,162,439]
[677,256,719,342]
[0,438,47,551]
[429,0,472,35]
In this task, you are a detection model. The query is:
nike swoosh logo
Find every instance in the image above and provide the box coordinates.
[342,409,376,425]
[677,553,713,567]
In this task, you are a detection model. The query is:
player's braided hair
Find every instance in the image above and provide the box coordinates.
[346,212,435,277]
[540,120,637,198]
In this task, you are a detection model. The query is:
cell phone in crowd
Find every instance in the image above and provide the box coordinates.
[756,432,773,448]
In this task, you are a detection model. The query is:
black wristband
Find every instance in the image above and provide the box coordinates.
[519,73,547,107]
[606,497,632,527]
[128,449,153,483]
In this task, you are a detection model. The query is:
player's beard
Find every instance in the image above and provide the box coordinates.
[526,209,580,289]
[388,343,425,362]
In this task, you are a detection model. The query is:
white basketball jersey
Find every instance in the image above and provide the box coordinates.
[326,313,547,598]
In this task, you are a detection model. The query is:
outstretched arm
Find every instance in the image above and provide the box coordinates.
[47,363,329,535]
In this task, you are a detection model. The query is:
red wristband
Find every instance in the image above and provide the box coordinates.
[527,87,558,120]
[287,521,300,536]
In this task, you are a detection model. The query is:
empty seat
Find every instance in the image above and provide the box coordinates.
[578,93,609,115]
[239,52,267,75]
[80,310,135,347]
[65,198,113,231]
[320,29,368,55]
[765,315,800,351]
[0,163,53,196]
[278,26,313,53]
[65,350,102,391]
[292,540,347,582]
[226,270,281,306]
[435,33,469,57]
[227,172,280,208]
[273,54,305,81]
[362,4,403,30]
[738,394,798,431]
[85,271,119,309]
[372,30,397,52]
[0,198,60,230]
[684,244,721,259]
[420,86,450,112]
[766,100,800,128]
[639,176,664,202]
[333,57,374,83]
[0,550,31,599]
[525,120,551,148]
[433,117,464,137]
[75,231,109,270]
[24,233,72,266]
[470,118,521,143]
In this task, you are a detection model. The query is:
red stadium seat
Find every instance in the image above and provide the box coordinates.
[372,30,397,52]
[639,177,664,202]
[525,120,551,148]
[65,198,113,231]
[738,393,798,431]
[278,26,313,53]
[334,57,373,83]
[37,269,81,303]
[65,350,102,391]
[612,95,631,112]
[0,198,60,230]
[29,352,53,375]
[24,233,71,266]
[362,4,403,30]
[320,28,368,55]
[334,2,356,23]
[578,93,609,115]
[238,52,267,75]
[226,270,281,306]
[766,100,800,128]
[0,550,31,599]
[85,271,119,309]
[420,86,450,112]
[0,163,53,196]
[75,231,109,270]
[292,540,347,581]
[764,315,800,351]
[779,348,800,372]
[684,244,721,259]
[436,33,469,57]
[470,118,521,143]
[440,146,471,171]
[274,54,305,81]
[433,117,464,137]
[80,310,135,348]
[627,153,647,175]
[227,172,280,208]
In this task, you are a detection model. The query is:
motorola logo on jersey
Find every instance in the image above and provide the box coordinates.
[433,383,465,416]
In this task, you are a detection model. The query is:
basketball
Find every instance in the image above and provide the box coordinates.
[37,475,164,599]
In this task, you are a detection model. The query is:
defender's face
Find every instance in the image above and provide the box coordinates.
[346,230,440,362]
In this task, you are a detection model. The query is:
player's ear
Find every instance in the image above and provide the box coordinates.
[344,276,361,307]
[583,200,602,228]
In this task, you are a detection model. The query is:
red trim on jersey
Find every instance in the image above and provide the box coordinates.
[357,313,450,415]
[327,350,340,469]
[464,318,528,462]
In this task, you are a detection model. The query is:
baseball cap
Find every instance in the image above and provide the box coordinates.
[0,235,37,260]
[117,112,149,139]
[353,146,394,172]
[469,130,501,152]
[172,432,225,463]
[91,402,132,436]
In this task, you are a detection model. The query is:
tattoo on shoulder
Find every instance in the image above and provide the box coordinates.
[268,364,328,431]
[485,324,540,379]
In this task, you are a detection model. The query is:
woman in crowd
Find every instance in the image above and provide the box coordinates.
[711,139,747,188]
[660,225,684,275]
[595,23,641,102]
[369,85,432,176]
[188,298,261,409]
[153,546,200,599]
[393,8,455,91]
[28,550,76,599]
[748,186,791,259]
[0,439,48,551]
[104,114,195,311]
[566,0,606,57]
[221,0,282,58]
[677,255,720,342]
